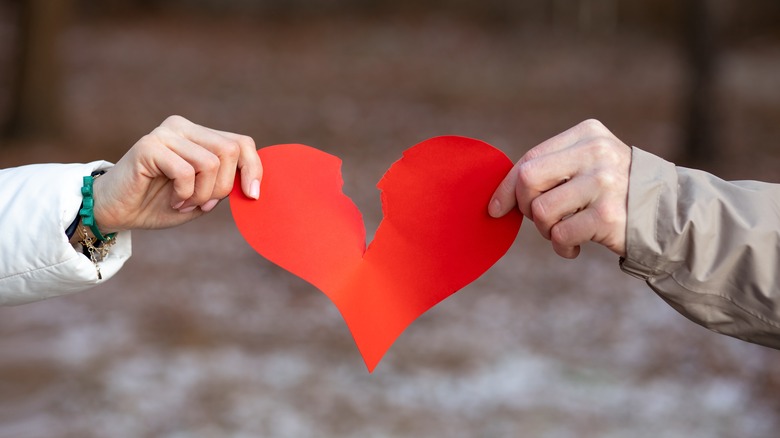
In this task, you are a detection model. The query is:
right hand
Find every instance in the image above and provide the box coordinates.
[489,119,632,259]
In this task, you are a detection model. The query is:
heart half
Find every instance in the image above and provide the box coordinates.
[230,136,522,372]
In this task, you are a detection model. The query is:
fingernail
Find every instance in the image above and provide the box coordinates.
[488,198,501,218]
[201,198,219,212]
[179,205,197,214]
[172,200,185,210]
[250,179,260,200]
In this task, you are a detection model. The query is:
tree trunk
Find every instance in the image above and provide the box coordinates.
[4,0,71,139]
[681,0,718,167]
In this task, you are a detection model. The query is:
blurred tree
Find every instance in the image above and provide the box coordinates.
[76,0,160,17]
[553,0,618,34]
[681,0,718,166]
[3,0,72,140]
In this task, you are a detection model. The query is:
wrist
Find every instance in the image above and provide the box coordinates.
[90,171,121,234]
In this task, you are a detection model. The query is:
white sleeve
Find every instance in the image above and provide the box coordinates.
[0,162,132,305]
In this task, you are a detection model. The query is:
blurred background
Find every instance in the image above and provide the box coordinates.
[1,0,780,437]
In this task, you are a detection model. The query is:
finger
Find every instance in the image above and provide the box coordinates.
[514,153,581,220]
[142,141,197,209]
[489,119,613,219]
[490,153,577,220]
[489,165,521,218]
[210,128,263,200]
[549,208,602,258]
[519,119,613,165]
[164,117,242,201]
[489,122,601,218]
[529,175,598,240]
[552,241,581,259]
[154,128,221,209]
[163,115,262,200]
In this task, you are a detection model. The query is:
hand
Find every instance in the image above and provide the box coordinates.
[92,115,263,232]
[489,119,631,258]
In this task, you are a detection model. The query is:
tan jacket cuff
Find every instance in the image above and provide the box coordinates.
[620,146,676,279]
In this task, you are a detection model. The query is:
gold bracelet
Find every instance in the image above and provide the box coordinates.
[78,224,116,280]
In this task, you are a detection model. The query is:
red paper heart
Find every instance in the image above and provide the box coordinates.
[230,136,522,372]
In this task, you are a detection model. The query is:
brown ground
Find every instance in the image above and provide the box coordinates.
[1,10,780,438]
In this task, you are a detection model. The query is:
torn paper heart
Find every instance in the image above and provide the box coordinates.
[230,136,522,372]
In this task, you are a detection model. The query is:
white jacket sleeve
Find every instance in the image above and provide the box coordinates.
[620,147,780,349]
[0,162,132,305]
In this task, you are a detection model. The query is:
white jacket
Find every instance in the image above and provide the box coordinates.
[0,162,132,305]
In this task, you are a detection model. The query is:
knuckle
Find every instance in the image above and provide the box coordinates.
[589,137,611,153]
[596,202,623,227]
[521,147,542,162]
[593,170,617,189]
[202,154,221,172]
[551,221,583,253]
[530,196,553,225]
[174,162,196,182]
[550,223,569,245]
[235,134,256,150]
[585,135,610,153]
[135,133,158,150]
[150,126,174,141]
[212,182,233,199]
[515,161,537,188]
[191,192,210,204]
[175,179,196,200]
[163,114,188,127]
[579,118,605,133]
[585,137,622,165]
[221,140,241,160]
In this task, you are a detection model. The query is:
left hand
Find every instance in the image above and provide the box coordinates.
[92,115,263,233]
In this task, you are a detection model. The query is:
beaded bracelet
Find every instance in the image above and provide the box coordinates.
[79,173,116,242]
[78,172,116,280]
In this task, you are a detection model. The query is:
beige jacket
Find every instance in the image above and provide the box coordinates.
[621,147,780,349]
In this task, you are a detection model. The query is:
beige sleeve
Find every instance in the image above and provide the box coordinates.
[620,147,780,349]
